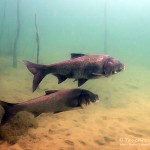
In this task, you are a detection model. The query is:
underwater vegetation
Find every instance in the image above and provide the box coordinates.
[0,111,37,144]
[34,13,40,64]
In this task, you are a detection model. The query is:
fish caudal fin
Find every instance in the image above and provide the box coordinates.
[0,101,17,125]
[24,60,47,92]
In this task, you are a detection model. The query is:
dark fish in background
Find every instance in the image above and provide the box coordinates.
[24,53,125,92]
[0,88,99,125]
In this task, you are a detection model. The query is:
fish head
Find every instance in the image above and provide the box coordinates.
[103,57,125,76]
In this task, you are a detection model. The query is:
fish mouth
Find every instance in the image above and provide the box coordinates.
[120,64,125,72]
[112,63,125,75]
[118,63,125,73]
[123,65,125,71]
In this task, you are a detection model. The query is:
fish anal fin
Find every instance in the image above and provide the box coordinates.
[54,74,67,84]
[45,90,59,95]
[78,79,88,87]
[71,53,86,59]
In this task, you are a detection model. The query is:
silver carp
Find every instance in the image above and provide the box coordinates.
[0,88,98,125]
[24,53,125,92]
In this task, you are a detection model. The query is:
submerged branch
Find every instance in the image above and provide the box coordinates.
[35,14,40,64]
[12,0,20,68]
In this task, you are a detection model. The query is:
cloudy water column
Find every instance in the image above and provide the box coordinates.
[12,0,20,68]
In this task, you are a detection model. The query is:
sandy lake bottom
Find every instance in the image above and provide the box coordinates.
[0,56,150,150]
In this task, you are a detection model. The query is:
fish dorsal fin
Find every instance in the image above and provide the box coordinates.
[71,53,86,59]
[78,79,88,87]
[54,74,67,84]
[45,90,59,95]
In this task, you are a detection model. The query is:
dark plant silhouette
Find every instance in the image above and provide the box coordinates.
[35,14,40,64]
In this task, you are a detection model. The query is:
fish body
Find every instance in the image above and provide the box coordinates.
[24,53,125,92]
[0,88,98,125]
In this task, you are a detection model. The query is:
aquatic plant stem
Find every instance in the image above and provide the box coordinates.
[13,0,20,68]
[35,14,40,64]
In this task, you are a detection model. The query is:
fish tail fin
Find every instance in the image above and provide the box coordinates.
[23,60,48,92]
[0,101,16,125]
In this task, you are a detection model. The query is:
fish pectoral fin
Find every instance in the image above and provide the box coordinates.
[45,90,59,95]
[92,73,104,76]
[71,53,86,59]
[78,79,88,87]
[54,74,67,84]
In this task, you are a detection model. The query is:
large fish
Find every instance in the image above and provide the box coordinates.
[0,88,98,125]
[24,53,125,92]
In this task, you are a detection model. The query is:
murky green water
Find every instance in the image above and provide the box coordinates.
[0,0,150,150]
